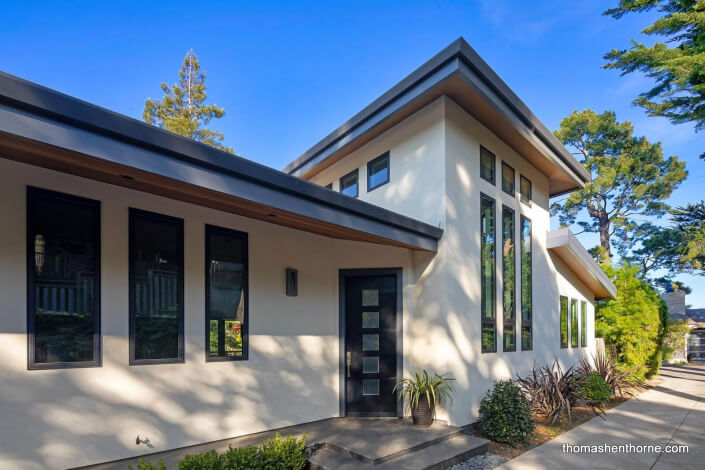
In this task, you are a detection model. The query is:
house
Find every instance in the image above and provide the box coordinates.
[662,290,705,361]
[0,38,615,469]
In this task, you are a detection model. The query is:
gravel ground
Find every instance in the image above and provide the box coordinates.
[449,453,508,470]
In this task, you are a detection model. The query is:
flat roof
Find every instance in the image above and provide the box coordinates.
[0,71,443,251]
[547,228,616,300]
[283,37,590,197]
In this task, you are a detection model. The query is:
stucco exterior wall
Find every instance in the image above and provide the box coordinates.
[0,158,415,469]
[408,98,596,425]
[308,97,447,229]
[305,96,598,427]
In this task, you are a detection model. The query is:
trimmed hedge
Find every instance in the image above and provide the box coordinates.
[128,433,306,470]
[478,380,534,445]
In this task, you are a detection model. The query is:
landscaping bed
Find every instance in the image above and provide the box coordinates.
[479,394,631,460]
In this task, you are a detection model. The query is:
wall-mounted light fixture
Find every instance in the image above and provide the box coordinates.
[286,268,298,297]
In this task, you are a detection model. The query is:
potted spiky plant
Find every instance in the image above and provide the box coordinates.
[393,370,455,427]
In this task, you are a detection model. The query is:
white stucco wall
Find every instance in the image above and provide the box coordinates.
[0,158,416,469]
[303,97,599,426]
[427,98,596,424]
[308,97,447,229]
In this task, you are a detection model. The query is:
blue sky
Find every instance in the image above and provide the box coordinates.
[3,1,703,305]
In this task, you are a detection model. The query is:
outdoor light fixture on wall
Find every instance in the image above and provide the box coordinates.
[286,268,298,297]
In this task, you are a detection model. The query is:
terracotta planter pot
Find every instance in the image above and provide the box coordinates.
[411,395,434,427]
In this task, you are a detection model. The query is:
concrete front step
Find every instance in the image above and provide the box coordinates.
[308,434,489,470]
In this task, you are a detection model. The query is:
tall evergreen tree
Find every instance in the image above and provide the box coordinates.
[552,110,687,259]
[144,50,233,153]
[603,0,705,141]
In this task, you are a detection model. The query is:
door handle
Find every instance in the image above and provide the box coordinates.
[346,351,351,378]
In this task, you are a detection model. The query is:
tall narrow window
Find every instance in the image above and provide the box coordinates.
[560,296,568,348]
[581,301,587,347]
[340,169,359,198]
[502,206,515,352]
[520,175,532,205]
[206,225,248,361]
[480,147,496,184]
[481,193,496,353]
[571,299,579,348]
[27,187,101,369]
[367,152,390,191]
[501,162,515,195]
[520,216,532,350]
[129,209,184,364]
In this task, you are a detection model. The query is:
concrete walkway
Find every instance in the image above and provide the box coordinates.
[498,364,705,469]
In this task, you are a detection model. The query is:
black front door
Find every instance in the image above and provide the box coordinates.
[344,274,398,416]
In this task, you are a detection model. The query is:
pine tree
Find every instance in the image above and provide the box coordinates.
[144,50,233,153]
[552,110,687,259]
[603,1,705,138]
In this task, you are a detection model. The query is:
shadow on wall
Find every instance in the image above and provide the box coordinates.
[401,147,590,424]
[0,333,338,469]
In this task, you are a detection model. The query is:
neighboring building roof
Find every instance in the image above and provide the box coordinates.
[283,37,591,197]
[0,71,443,251]
[547,228,617,300]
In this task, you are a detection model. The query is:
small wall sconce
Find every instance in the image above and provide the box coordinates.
[286,268,298,297]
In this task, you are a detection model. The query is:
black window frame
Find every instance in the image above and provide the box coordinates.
[325,183,333,190]
[501,162,515,195]
[520,215,533,351]
[129,208,185,366]
[367,152,390,192]
[480,146,496,185]
[560,295,569,349]
[339,169,359,198]
[581,300,588,348]
[502,205,516,352]
[205,224,249,362]
[26,187,102,370]
[480,192,497,353]
[520,175,532,205]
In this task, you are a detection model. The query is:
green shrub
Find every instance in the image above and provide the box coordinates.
[221,445,260,469]
[596,263,667,382]
[662,345,675,361]
[178,449,222,470]
[258,433,307,469]
[130,434,306,470]
[478,380,534,445]
[128,459,167,470]
[581,373,611,405]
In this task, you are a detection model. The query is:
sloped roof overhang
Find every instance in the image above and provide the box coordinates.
[283,38,590,197]
[547,229,617,300]
[0,72,443,252]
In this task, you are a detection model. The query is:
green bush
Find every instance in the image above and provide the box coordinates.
[128,459,167,470]
[581,373,611,405]
[662,345,675,361]
[178,449,222,470]
[596,263,667,381]
[128,434,306,470]
[478,380,534,445]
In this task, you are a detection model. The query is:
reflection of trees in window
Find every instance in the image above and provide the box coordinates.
[502,206,515,351]
[481,194,496,353]
[206,225,248,360]
[571,299,579,348]
[28,188,100,367]
[130,209,184,363]
[560,296,568,348]
[521,216,532,350]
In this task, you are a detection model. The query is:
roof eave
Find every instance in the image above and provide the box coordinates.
[283,37,590,196]
[0,72,443,252]
[547,229,617,300]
